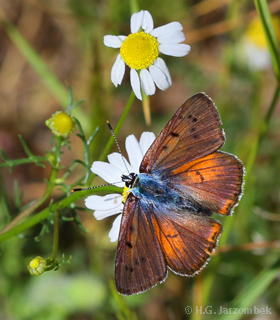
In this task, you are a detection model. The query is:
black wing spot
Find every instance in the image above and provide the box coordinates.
[192,117,198,122]
[125,265,129,271]
[190,127,196,133]
[125,241,133,248]
[187,114,193,119]
[130,267,134,272]
[193,134,199,139]
[170,132,179,137]
[167,234,178,238]
[196,171,205,182]
[141,257,146,263]
[129,225,134,232]
[162,145,168,150]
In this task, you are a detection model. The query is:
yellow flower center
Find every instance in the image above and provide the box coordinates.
[53,112,75,134]
[28,256,47,276]
[29,258,40,269]
[46,111,76,138]
[120,32,159,70]
[245,16,280,49]
[122,186,131,203]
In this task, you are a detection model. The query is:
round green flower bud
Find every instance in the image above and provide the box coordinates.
[28,256,47,276]
[46,111,76,138]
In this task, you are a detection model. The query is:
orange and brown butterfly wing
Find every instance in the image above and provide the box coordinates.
[170,151,244,215]
[115,193,167,295]
[140,92,225,173]
[151,209,223,276]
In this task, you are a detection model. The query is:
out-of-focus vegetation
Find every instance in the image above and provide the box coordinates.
[0,0,280,319]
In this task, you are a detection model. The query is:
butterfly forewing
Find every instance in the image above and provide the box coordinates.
[170,151,244,215]
[140,93,225,173]
[115,193,167,295]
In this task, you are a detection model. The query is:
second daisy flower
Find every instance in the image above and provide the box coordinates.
[104,10,190,100]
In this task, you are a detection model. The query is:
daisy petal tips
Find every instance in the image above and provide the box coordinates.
[85,132,156,242]
[104,10,190,100]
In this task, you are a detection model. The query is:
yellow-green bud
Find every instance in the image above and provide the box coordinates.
[28,256,47,276]
[46,111,76,138]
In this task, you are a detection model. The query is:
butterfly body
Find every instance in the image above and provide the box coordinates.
[115,93,244,295]
[125,172,212,215]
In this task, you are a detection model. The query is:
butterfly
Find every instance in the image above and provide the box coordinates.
[115,93,244,295]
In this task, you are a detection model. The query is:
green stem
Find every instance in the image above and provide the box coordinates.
[51,211,60,260]
[99,91,135,162]
[0,185,121,244]
[0,156,49,168]
[129,0,139,14]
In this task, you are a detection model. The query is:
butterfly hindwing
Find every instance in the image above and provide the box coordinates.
[151,207,222,275]
[115,193,167,295]
[116,193,223,294]
[170,151,244,215]
[140,93,225,173]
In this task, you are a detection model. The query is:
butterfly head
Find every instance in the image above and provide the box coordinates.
[121,172,139,188]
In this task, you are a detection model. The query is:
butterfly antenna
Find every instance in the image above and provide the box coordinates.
[72,181,123,192]
[107,121,130,174]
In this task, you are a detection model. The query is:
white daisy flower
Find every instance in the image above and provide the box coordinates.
[104,10,191,100]
[85,132,156,242]
[242,16,280,70]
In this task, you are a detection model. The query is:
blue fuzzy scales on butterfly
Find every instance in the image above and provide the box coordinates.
[112,93,244,295]
[122,172,212,215]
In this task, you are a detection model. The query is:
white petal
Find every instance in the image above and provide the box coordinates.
[125,134,142,172]
[118,35,127,42]
[140,69,156,96]
[139,132,156,155]
[111,54,125,86]
[142,10,154,33]
[131,10,144,33]
[159,43,191,57]
[104,35,122,48]
[157,30,186,44]
[108,152,132,174]
[85,193,122,211]
[94,205,123,220]
[150,21,183,37]
[149,64,171,91]
[108,214,122,242]
[85,194,123,220]
[130,68,142,100]
[91,161,122,184]
[154,58,172,86]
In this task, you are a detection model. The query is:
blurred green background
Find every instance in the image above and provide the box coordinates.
[0,0,280,319]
